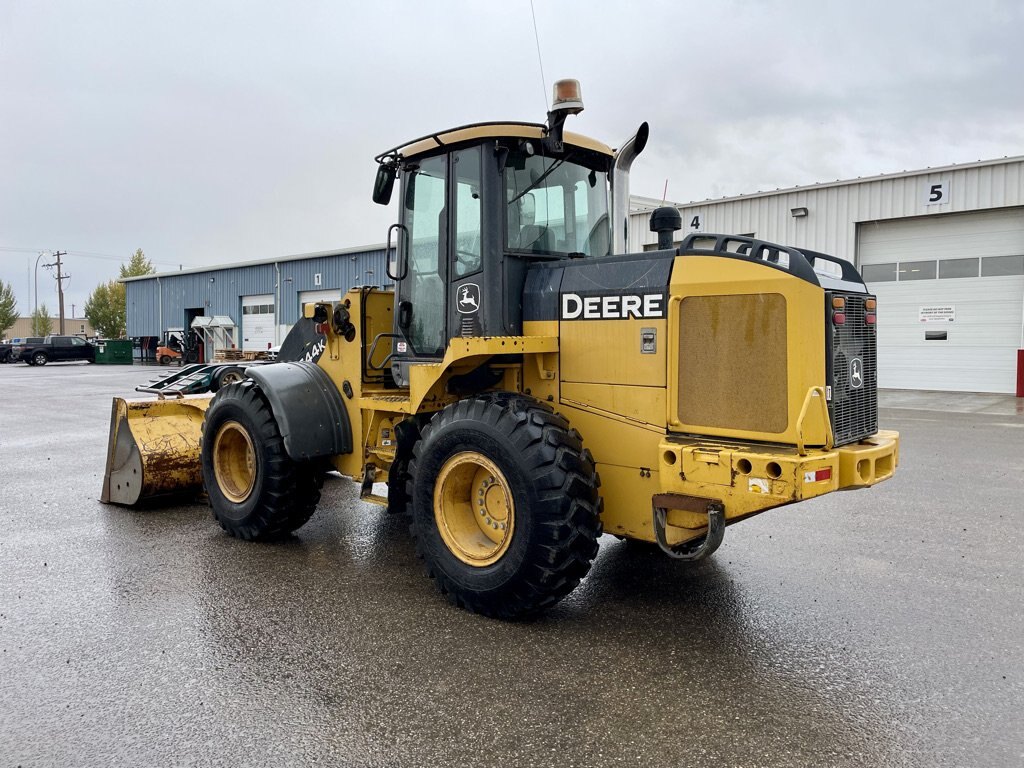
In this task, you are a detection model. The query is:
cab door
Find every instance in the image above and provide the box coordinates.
[389,146,489,386]
[397,153,448,356]
[53,337,71,361]
[392,154,448,384]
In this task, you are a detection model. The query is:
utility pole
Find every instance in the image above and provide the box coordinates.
[43,251,69,335]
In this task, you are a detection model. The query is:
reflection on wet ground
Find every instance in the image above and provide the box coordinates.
[1,365,1021,766]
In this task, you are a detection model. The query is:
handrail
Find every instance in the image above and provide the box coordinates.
[367,333,402,371]
[677,233,868,290]
[385,223,409,281]
[795,386,834,456]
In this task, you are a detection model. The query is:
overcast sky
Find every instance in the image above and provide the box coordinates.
[2,0,1023,317]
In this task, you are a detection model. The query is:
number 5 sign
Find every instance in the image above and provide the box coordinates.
[924,180,951,206]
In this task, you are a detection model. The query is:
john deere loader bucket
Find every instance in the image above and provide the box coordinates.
[101,395,212,505]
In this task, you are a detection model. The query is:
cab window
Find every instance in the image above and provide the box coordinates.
[402,154,447,356]
[505,148,610,257]
[453,147,482,277]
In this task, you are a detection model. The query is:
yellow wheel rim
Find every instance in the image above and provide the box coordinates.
[434,452,515,567]
[212,420,257,503]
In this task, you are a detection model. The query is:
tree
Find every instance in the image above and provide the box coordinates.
[84,249,153,339]
[0,281,17,339]
[120,248,154,279]
[31,303,54,337]
[84,280,126,338]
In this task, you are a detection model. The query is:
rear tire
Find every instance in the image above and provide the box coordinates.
[160,355,171,365]
[209,366,245,393]
[32,352,47,366]
[200,380,323,541]
[409,393,602,619]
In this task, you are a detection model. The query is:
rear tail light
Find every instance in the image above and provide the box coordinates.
[865,313,877,325]
[833,312,846,325]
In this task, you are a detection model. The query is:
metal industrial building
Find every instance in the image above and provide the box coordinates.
[124,245,389,359]
[126,157,1023,393]
[630,156,1024,394]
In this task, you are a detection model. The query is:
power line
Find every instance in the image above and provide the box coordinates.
[0,245,180,268]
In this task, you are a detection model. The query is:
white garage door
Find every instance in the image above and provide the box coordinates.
[241,294,275,352]
[298,289,342,311]
[276,289,344,341]
[858,208,1024,393]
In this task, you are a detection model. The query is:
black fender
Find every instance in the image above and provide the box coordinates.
[244,362,352,461]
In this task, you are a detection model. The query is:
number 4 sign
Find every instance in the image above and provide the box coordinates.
[924,180,951,206]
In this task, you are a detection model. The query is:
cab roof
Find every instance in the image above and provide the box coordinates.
[375,121,614,163]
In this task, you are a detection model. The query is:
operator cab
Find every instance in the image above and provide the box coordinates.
[373,80,623,387]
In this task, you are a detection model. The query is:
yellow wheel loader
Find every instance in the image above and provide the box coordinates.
[102,80,898,619]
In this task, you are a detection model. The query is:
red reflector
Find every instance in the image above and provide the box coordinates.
[833,312,846,325]
[816,467,832,481]
[315,322,327,335]
[865,313,877,325]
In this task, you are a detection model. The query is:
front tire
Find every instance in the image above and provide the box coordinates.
[200,381,323,541]
[409,394,602,619]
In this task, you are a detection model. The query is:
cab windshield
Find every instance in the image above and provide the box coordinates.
[505,149,611,258]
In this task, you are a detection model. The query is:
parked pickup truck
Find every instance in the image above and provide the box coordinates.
[14,336,95,366]
[1,337,44,363]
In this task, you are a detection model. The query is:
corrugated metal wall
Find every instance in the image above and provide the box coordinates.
[629,158,1024,263]
[126,248,391,338]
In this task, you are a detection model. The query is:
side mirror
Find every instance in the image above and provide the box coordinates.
[372,163,397,205]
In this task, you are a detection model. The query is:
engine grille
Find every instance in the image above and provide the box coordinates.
[828,293,878,445]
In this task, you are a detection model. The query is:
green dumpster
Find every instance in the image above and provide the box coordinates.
[94,339,134,365]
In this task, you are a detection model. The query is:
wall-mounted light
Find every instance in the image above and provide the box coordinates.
[209,277,215,283]
[791,206,809,218]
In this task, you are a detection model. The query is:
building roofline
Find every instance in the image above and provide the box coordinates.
[631,155,1024,212]
[121,242,389,282]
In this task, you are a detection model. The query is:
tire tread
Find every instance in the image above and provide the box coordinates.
[408,392,601,619]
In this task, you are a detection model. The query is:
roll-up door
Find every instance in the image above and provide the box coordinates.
[857,207,1024,392]
[241,294,275,352]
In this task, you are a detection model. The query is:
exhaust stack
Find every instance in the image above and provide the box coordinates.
[611,122,649,255]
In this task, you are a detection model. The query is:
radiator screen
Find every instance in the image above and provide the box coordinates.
[677,293,788,434]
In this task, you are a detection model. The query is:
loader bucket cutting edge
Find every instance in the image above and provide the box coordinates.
[100,395,212,505]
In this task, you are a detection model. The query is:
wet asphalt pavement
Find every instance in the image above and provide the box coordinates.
[0,363,1021,767]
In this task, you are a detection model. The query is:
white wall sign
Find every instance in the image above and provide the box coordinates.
[689,214,703,231]
[314,272,322,286]
[923,180,951,206]
[919,305,955,323]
